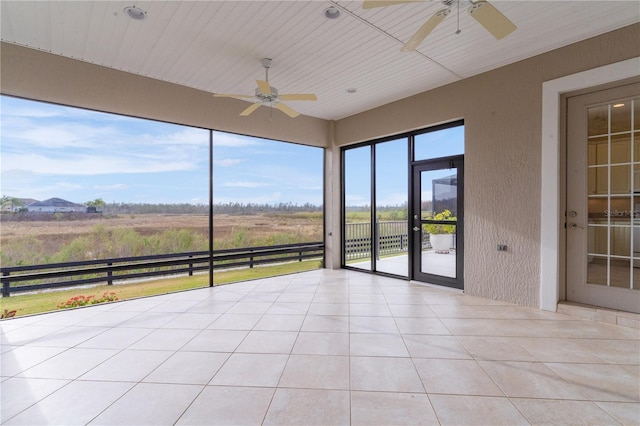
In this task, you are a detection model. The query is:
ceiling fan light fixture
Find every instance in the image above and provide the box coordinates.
[124,6,147,20]
[324,7,341,19]
[214,58,317,118]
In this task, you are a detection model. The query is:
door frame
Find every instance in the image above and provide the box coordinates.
[410,155,464,289]
[565,84,640,313]
[540,57,639,312]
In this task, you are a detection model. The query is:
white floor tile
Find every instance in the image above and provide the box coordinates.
[17,348,118,380]
[88,383,202,425]
[0,377,69,422]
[5,269,639,426]
[176,386,275,425]
[5,380,134,425]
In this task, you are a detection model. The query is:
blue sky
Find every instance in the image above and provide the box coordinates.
[344,127,464,207]
[1,96,463,207]
[1,96,324,206]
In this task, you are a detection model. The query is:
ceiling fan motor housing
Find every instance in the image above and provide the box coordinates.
[255,86,278,102]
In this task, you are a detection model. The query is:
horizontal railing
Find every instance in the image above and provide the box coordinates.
[345,221,457,261]
[0,242,324,297]
[345,221,409,261]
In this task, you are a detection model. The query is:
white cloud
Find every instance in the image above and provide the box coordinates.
[377,192,408,206]
[4,122,117,149]
[149,127,209,146]
[93,184,129,190]
[345,193,370,206]
[2,153,196,176]
[214,158,245,167]
[222,181,270,188]
[212,131,260,147]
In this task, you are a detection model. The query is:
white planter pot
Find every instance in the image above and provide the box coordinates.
[429,234,453,253]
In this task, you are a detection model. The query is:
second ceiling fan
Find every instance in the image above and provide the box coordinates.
[363,0,517,51]
[214,58,317,118]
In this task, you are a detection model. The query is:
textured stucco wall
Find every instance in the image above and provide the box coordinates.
[336,23,640,307]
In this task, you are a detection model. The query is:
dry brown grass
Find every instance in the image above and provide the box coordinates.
[1,213,323,265]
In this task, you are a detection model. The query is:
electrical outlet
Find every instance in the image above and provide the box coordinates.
[497,244,508,252]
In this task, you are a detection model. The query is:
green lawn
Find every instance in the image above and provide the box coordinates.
[1,260,322,318]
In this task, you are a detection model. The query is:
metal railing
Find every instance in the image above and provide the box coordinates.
[345,221,458,261]
[0,242,324,297]
[345,221,410,261]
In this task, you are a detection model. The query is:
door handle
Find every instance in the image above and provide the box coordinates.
[568,223,584,229]
[413,227,420,232]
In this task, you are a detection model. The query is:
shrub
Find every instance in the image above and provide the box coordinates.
[424,209,456,234]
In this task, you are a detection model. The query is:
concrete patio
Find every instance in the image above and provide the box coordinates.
[1,269,638,425]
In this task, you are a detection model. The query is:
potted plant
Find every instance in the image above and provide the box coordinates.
[424,209,456,253]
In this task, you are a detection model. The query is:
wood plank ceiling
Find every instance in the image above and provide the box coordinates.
[1,1,638,120]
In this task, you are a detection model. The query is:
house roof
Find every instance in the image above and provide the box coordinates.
[27,197,84,208]
[1,1,638,121]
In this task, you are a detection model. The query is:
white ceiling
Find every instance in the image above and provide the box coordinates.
[1,1,638,120]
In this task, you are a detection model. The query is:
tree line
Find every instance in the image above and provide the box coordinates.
[101,201,323,215]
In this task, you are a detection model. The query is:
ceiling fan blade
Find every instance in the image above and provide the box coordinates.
[279,94,317,101]
[256,80,271,96]
[363,0,426,10]
[401,8,449,52]
[468,0,516,40]
[240,103,261,116]
[274,102,300,118]
[213,94,255,99]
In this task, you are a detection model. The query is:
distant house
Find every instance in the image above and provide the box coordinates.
[18,198,38,210]
[26,197,86,213]
[0,197,36,212]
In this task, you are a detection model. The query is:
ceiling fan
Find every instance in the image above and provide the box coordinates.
[213,58,317,118]
[363,0,516,51]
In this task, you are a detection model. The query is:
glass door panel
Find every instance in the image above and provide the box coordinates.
[344,146,372,271]
[412,156,463,289]
[375,139,408,277]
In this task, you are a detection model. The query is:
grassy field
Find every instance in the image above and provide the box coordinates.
[1,260,322,318]
[345,209,407,222]
[1,212,323,266]
[0,212,324,317]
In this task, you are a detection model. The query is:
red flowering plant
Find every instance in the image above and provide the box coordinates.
[57,291,118,310]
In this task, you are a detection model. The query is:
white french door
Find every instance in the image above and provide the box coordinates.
[566,82,640,313]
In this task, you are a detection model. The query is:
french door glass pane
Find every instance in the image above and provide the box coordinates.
[344,146,372,271]
[375,139,408,276]
[586,99,638,290]
[420,168,457,278]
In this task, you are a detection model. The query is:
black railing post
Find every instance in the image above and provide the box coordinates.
[107,262,113,285]
[299,250,303,262]
[2,271,10,297]
[188,255,193,276]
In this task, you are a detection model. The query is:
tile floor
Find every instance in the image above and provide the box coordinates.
[1,269,639,425]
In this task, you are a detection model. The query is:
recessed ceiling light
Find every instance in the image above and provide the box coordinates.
[124,6,147,20]
[347,88,357,94]
[324,7,341,19]
[613,103,625,108]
